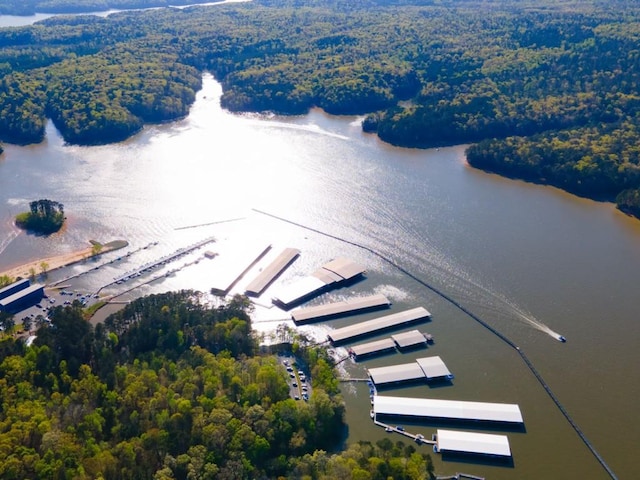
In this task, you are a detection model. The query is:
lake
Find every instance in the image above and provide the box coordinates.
[1,74,638,479]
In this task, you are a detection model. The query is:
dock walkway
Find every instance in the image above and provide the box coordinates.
[372,419,436,445]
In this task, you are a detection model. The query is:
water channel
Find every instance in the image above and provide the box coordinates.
[1,68,639,478]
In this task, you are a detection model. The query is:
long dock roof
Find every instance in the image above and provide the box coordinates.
[244,247,300,296]
[368,362,427,385]
[435,429,512,457]
[373,395,524,424]
[291,293,390,323]
[327,307,431,344]
[350,338,398,358]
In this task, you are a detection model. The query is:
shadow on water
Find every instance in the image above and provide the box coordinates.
[440,451,515,468]
[375,415,527,434]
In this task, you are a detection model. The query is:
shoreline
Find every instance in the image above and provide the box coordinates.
[0,239,128,282]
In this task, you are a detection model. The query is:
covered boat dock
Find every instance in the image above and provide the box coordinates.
[272,257,365,309]
[391,329,430,350]
[349,329,433,361]
[291,293,390,323]
[433,429,512,458]
[244,247,300,296]
[327,307,431,344]
[367,355,452,386]
[373,395,524,426]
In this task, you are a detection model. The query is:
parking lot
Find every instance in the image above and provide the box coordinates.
[280,355,311,402]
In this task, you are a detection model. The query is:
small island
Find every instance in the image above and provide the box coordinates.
[15,199,66,234]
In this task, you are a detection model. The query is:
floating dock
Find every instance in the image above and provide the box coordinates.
[210,244,272,295]
[373,395,524,425]
[272,257,365,309]
[291,293,391,324]
[327,307,431,344]
[367,355,452,386]
[244,247,300,297]
[433,429,511,458]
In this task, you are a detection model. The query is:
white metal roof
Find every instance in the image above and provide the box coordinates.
[391,329,428,348]
[350,338,397,357]
[272,276,327,306]
[321,257,366,280]
[0,284,44,308]
[244,247,300,296]
[291,294,390,323]
[436,429,511,457]
[328,307,431,343]
[368,362,427,385]
[416,356,452,379]
[373,395,524,424]
[0,278,30,300]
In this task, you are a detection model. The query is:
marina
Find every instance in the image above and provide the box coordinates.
[291,293,391,323]
[327,306,431,344]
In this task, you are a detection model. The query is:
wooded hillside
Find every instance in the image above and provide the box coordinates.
[1,0,640,213]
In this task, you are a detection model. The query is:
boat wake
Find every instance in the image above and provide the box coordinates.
[423,255,566,342]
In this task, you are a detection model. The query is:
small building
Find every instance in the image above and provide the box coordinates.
[0,284,45,314]
[433,429,512,458]
[0,278,30,301]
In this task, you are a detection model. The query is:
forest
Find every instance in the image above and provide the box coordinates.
[0,291,436,479]
[0,0,640,213]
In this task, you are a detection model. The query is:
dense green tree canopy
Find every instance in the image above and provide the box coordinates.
[1,292,416,480]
